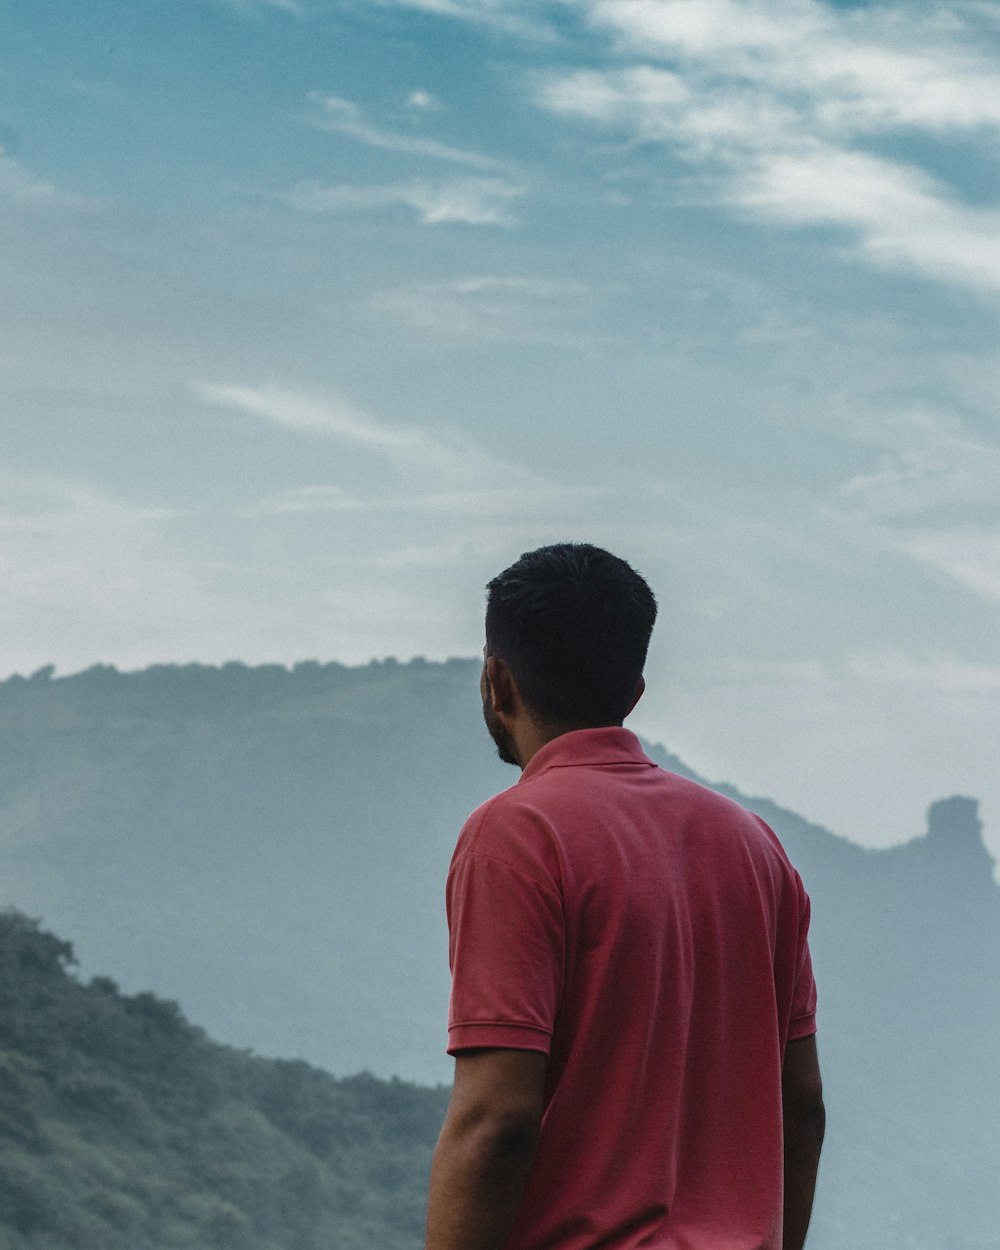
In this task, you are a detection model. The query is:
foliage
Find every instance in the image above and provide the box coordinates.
[0,912,447,1250]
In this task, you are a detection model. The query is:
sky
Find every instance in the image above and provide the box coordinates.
[2,0,999,858]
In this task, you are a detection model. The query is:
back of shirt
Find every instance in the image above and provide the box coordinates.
[447,729,817,1250]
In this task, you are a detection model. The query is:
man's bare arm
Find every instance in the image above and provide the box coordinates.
[426,1048,547,1250]
[782,1034,825,1250]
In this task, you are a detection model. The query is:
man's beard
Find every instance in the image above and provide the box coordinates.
[482,696,519,767]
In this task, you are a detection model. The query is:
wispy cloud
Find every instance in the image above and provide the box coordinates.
[0,477,174,530]
[277,175,525,225]
[198,383,431,452]
[220,0,304,15]
[195,383,521,481]
[535,0,1000,293]
[729,147,1000,293]
[901,528,1000,605]
[369,274,595,341]
[836,407,1000,520]
[254,482,609,517]
[371,0,560,41]
[306,91,500,168]
[0,476,191,672]
[196,385,612,530]
[0,146,97,210]
[405,89,441,112]
[587,0,1000,132]
[830,405,1000,605]
[253,485,370,514]
[844,648,1000,693]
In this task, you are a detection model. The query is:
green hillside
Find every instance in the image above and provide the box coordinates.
[0,910,445,1250]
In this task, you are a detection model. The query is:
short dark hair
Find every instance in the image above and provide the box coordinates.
[485,543,657,727]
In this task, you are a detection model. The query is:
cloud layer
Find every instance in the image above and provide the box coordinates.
[533,0,1000,292]
[277,175,525,225]
[306,92,500,168]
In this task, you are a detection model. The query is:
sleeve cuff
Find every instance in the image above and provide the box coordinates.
[447,1022,552,1056]
[787,1012,817,1041]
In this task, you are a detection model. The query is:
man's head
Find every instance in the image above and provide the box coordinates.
[482,544,657,759]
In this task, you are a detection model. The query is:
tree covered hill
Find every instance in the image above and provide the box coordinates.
[0,658,487,1084]
[0,658,998,1248]
[0,909,445,1250]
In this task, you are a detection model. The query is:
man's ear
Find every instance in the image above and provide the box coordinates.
[485,655,518,716]
[624,675,645,718]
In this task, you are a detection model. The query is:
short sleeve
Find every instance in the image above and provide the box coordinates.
[787,887,818,1041]
[446,849,565,1055]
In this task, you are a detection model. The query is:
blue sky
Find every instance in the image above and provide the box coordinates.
[2,0,999,855]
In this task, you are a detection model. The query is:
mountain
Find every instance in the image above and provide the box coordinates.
[0,659,481,1085]
[0,658,998,1249]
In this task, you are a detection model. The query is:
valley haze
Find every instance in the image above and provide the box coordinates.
[0,656,997,1250]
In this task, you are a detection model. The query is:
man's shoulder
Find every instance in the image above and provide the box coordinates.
[452,787,564,888]
[659,771,801,867]
[457,784,548,850]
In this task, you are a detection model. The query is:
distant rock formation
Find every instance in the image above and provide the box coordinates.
[925,794,995,872]
[927,794,982,843]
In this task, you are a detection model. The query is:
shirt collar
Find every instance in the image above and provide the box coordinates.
[518,726,655,783]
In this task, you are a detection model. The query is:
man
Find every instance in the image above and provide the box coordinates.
[427,544,824,1250]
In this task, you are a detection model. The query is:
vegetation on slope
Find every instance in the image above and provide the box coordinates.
[0,910,446,1250]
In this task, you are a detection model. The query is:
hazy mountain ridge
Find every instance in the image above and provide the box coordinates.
[1,658,998,1248]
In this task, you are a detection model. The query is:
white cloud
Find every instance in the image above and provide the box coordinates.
[255,482,608,517]
[199,386,613,545]
[371,0,559,41]
[251,485,370,514]
[220,0,304,14]
[278,175,525,225]
[306,92,499,168]
[539,64,797,155]
[822,405,1000,609]
[591,0,814,58]
[0,476,196,673]
[195,383,530,483]
[0,478,174,530]
[845,648,1000,692]
[405,89,441,111]
[590,0,1000,132]
[729,147,1000,292]
[369,274,594,341]
[836,409,1000,519]
[536,0,1000,294]
[0,147,97,210]
[902,528,1000,604]
[199,383,434,452]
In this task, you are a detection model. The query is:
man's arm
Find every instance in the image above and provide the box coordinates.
[426,1048,547,1250]
[782,1033,825,1250]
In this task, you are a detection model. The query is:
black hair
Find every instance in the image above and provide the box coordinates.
[485,543,657,727]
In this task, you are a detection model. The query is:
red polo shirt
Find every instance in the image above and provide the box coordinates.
[447,728,816,1250]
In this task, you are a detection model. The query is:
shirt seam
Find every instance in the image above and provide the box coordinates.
[450,848,563,903]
